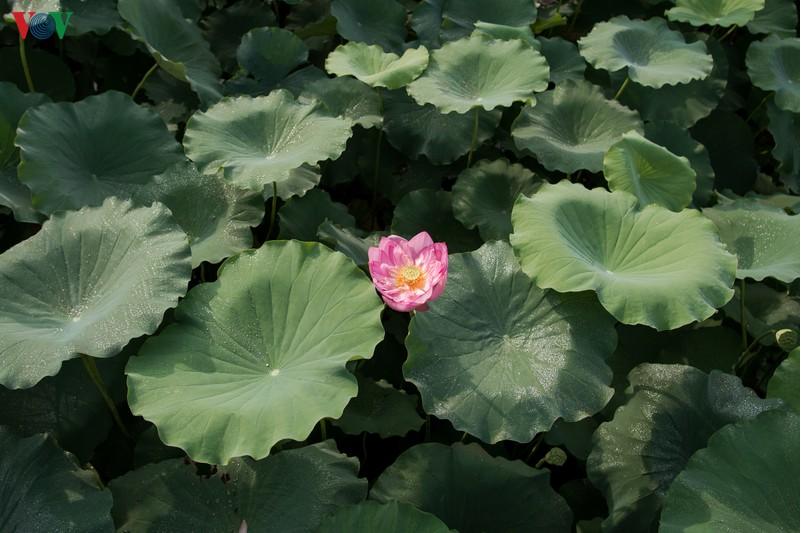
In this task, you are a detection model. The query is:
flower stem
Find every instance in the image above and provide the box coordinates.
[467,106,480,169]
[613,76,630,101]
[320,418,328,441]
[18,36,35,93]
[373,88,384,216]
[570,0,585,28]
[81,354,132,439]
[718,24,737,43]
[265,181,278,242]
[744,92,774,124]
[739,279,748,348]
[131,63,158,100]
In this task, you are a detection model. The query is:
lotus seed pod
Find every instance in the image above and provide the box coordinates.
[776,329,798,351]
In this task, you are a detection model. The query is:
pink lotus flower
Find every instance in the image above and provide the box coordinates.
[368,232,448,312]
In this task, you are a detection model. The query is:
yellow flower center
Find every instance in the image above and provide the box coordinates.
[396,265,424,290]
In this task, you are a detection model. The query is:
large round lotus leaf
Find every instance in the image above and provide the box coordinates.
[603,131,696,212]
[406,35,550,114]
[666,0,766,27]
[183,90,353,192]
[451,159,543,241]
[0,82,48,223]
[660,409,799,532]
[371,442,573,532]
[15,91,185,215]
[404,241,616,443]
[412,0,538,46]
[579,16,713,88]
[621,36,728,129]
[746,35,799,113]
[136,162,265,268]
[382,89,502,165]
[331,0,407,52]
[511,80,644,173]
[588,364,783,532]
[746,0,797,38]
[118,0,222,106]
[0,197,190,389]
[111,441,367,531]
[0,429,113,532]
[644,121,714,207]
[767,347,799,412]
[701,199,799,282]
[236,27,308,85]
[326,43,429,90]
[126,240,385,464]
[316,501,450,533]
[333,375,423,438]
[391,189,482,254]
[511,181,736,330]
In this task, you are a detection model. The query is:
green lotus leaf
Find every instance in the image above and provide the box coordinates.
[236,27,308,85]
[746,0,797,38]
[406,35,550,114]
[136,162,265,268]
[391,189,482,254]
[702,199,799,282]
[746,35,799,113]
[471,21,538,49]
[201,0,277,73]
[644,121,714,207]
[603,131,696,211]
[724,283,799,346]
[0,46,75,102]
[0,82,49,223]
[768,347,799,412]
[660,409,799,532]
[111,441,367,531]
[545,418,599,461]
[326,42,429,90]
[126,240,385,464]
[0,354,126,464]
[620,37,728,129]
[579,16,713,88]
[15,91,185,215]
[278,188,356,242]
[297,74,383,129]
[269,164,321,201]
[316,500,450,533]
[317,220,381,266]
[0,197,190,389]
[404,241,616,443]
[538,36,588,84]
[451,159,543,241]
[382,89,502,165]
[118,0,222,106]
[0,428,114,532]
[666,0,766,27]
[372,442,573,532]
[412,0,539,47]
[767,100,799,184]
[588,364,783,532]
[512,80,644,173]
[330,0,407,52]
[511,181,736,330]
[183,90,353,192]
[333,375,424,438]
